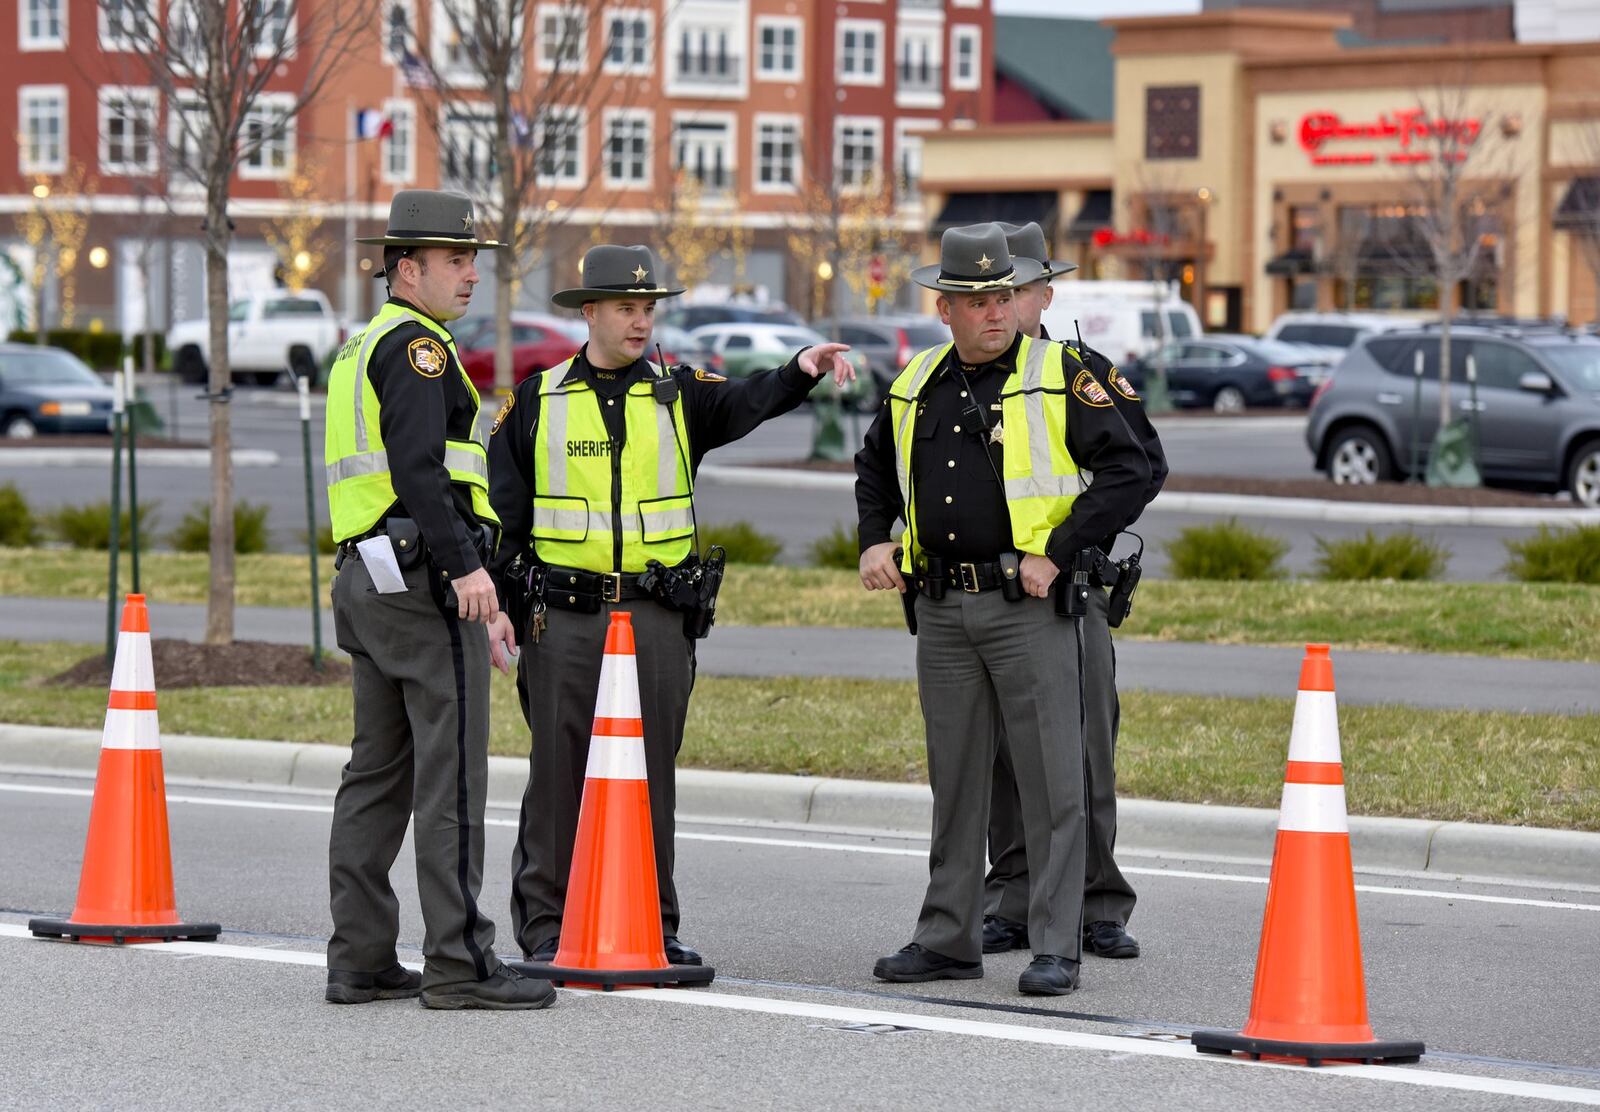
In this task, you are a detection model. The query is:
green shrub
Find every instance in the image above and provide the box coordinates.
[1164,519,1288,580]
[171,500,271,554]
[303,528,339,555]
[699,520,781,565]
[807,522,861,569]
[50,501,159,550]
[1314,530,1449,581]
[5,329,126,370]
[1503,524,1600,584]
[0,483,41,546]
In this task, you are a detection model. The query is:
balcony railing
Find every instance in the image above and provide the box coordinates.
[674,51,742,85]
[677,163,732,195]
[897,61,943,92]
[899,0,943,9]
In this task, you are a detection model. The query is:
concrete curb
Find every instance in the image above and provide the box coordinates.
[6,723,1597,889]
[0,448,280,468]
[695,463,1600,528]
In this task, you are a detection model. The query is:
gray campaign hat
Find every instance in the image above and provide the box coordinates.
[550,244,686,309]
[911,224,1045,294]
[357,189,503,250]
[998,221,1079,280]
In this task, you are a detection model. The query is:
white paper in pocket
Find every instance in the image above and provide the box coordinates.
[357,535,409,594]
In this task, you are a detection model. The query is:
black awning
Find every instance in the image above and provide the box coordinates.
[1356,241,1432,273]
[1554,177,1600,231]
[1264,249,1314,276]
[1064,189,1113,242]
[933,190,1058,236]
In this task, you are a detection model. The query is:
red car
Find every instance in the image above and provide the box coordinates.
[450,313,585,388]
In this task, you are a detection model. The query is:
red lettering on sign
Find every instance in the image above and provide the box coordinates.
[1296,109,1481,165]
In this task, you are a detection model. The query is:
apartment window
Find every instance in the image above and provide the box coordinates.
[100,0,154,50]
[895,121,933,202]
[835,117,882,191]
[168,93,209,187]
[951,25,980,91]
[673,116,734,194]
[99,86,159,174]
[440,107,496,189]
[755,116,799,192]
[247,0,295,57]
[756,18,800,79]
[240,94,295,178]
[382,99,416,184]
[896,26,941,94]
[19,87,67,174]
[380,0,416,62]
[604,110,650,188]
[433,0,488,84]
[538,4,586,71]
[535,106,584,186]
[604,9,650,72]
[1146,84,1200,160]
[675,24,739,85]
[837,20,883,85]
[21,0,66,50]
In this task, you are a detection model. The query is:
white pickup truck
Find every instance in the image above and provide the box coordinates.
[168,289,345,386]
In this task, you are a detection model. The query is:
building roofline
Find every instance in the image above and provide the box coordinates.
[922,121,1114,142]
[1243,39,1600,69]
[1102,11,1351,34]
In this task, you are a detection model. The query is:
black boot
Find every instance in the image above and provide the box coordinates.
[872,943,982,983]
[420,964,558,1010]
[325,963,422,1004]
[1082,920,1140,959]
[981,915,1030,954]
[1018,954,1079,996]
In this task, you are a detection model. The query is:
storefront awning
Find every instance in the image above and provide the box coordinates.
[932,191,1058,236]
[1264,249,1315,276]
[1554,177,1600,232]
[1064,190,1113,242]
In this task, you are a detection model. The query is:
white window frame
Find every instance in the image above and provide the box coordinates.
[951,25,981,91]
[380,0,417,63]
[21,0,67,51]
[836,19,884,87]
[537,3,587,73]
[894,118,936,204]
[895,22,942,106]
[602,8,651,75]
[381,98,416,185]
[534,105,585,188]
[671,110,736,196]
[439,103,496,191]
[19,85,68,174]
[167,90,209,192]
[664,3,747,99]
[834,115,882,194]
[602,108,651,190]
[245,0,296,59]
[98,85,159,175]
[754,16,801,81]
[753,113,800,195]
[99,0,154,51]
[239,92,296,180]
[432,0,487,88]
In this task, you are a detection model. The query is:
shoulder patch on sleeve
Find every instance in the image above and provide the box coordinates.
[1109,367,1140,402]
[1072,369,1114,408]
[489,392,515,435]
[693,368,727,383]
[407,336,448,378]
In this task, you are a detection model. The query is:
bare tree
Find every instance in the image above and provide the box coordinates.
[262,162,332,291]
[657,169,724,291]
[1328,206,1371,312]
[1565,121,1600,325]
[11,164,94,339]
[108,0,381,643]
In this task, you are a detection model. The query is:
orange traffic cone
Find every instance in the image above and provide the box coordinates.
[1192,645,1422,1066]
[514,611,712,989]
[30,595,220,945]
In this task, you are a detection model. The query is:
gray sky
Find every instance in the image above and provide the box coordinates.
[993,0,1201,16]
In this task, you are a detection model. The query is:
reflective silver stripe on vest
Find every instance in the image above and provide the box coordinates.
[325,450,390,486]
[443,445,489,482]
[1004,473,1081,501]
[544,392,570,496]
[1019,338,1057,485]
[535,507,639,536]
[352,315,416,451]
[656,395,680,497]
[641,507,695,533]
[892,347,945,507]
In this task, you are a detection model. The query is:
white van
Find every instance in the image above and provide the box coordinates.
[1038,280,1202,366]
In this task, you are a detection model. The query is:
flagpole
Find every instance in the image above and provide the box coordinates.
[344,97,357,321]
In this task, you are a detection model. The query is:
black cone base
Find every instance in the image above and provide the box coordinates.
[1192,1028,1424,1067]
[506,959,714,990]
[29,918,221,944]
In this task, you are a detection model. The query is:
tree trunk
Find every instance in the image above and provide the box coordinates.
[1437,281,1456,430]
[204,179,236,645]
[494,98,516,396]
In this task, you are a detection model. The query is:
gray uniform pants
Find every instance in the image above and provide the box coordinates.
[328,558,500,989]
[912,589,1086,964]
[510,600,694,956]
[985,586,1136,928]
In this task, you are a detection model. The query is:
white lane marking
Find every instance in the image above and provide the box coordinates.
[6,782,1598,913]
[1,925,1595,1106]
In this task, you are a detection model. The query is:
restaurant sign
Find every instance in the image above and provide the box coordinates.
[1297,109,1482,166]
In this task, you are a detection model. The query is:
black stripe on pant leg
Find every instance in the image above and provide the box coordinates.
[441,603,491,982]
[1073,615,1088,964]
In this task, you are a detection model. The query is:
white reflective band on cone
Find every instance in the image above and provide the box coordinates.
[585,735,648,781]
[109,631,155,694]
[101,709,162,750]
[594,653,643,719]
[1285,690,1343,765]
[1277,782,1350,834]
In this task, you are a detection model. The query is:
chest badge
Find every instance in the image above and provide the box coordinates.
[408,337,448,379]
[988,420,1004,445]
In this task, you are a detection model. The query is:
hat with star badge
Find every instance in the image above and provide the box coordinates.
[550,244,686,309]
[998,221,1079,281]
[357,189,504,250]
[911,223,1044,294]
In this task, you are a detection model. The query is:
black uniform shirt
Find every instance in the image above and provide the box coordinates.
[367,296,484,579]
[855,331,1152,571]
[489,342,818,581]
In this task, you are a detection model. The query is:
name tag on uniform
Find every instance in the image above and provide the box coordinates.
[357,536,409,593]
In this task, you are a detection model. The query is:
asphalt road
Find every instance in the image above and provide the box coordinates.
[2,771,1598,1109]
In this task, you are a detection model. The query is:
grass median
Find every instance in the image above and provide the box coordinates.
[4,548,1598,661]
[5,639,1596,831]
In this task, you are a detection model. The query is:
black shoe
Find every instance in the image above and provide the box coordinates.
[872,942,982,983]
[526,936,559,963]
[1082,920,1140,959]
[1018,954,1080,996]
[981,915,1030,954]
[664,935,703,966]
[325,963,422,1004]
[419,964,558,1010]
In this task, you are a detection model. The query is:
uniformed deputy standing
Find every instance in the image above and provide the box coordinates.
[488,244,854,967]
[980,221,1169,963]
[856,224,1150,995]
[324,190,553,1010]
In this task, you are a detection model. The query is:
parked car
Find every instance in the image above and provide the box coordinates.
[1264,311,1413,367]
[651,323,722,373]
[449,312,584,388]
[168,289,345,386]
[687,322,873,409]
[1306,324,1600,505]
[813,315,952,404]
[1038,280,1203,368]
[1142,335,1328,411]
[0,344,116,437]
[658,301,806,332]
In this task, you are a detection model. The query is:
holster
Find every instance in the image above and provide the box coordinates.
[384,518,428,570]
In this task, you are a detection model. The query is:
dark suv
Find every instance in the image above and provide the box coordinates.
[1306,324,1600,505]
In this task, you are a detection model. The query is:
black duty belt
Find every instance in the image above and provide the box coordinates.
[916,558,1016,594]
[541,565,655,605]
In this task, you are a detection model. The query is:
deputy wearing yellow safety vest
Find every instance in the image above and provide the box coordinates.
[324,190,553,1011]
[487,244,854,970]
[855,224,1151,997]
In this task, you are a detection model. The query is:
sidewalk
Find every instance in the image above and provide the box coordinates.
[3,595,1595,714]
[4,723,1597,890]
